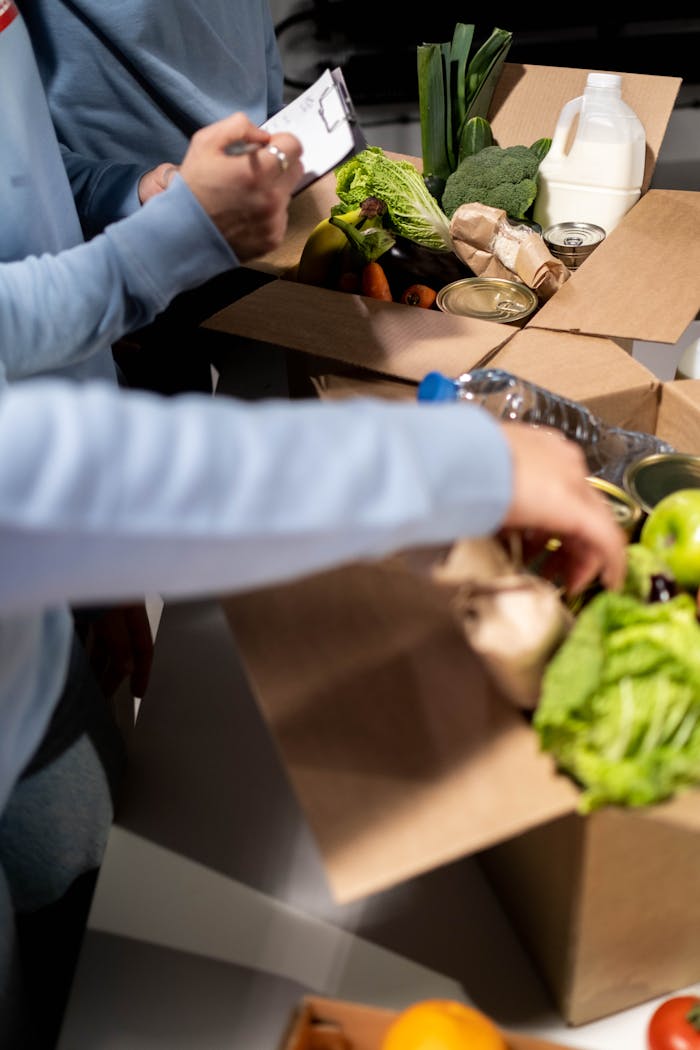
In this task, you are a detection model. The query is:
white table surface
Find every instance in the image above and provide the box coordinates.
[58,598,700,1049]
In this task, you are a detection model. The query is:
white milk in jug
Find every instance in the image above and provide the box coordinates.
[533,73,646,236]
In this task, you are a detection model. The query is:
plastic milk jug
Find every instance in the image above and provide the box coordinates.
[533,73,646,236]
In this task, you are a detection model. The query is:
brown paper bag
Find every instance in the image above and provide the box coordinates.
[429,537,574,709]
[450,203,570,300]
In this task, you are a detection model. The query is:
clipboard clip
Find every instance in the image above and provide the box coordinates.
[318,70,358,133]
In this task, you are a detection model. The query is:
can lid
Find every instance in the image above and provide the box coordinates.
[587,476,643,534]
[543,222,606,251]
[622,453,700,514]
[436,277,538,323]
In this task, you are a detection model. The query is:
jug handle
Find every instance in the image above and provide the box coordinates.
[547,96,582,159]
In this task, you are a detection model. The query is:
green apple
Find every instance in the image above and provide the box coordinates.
[640,488,700,591]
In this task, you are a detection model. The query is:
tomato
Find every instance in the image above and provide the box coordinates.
[648,995,700,1050]
[381,999,507,1050]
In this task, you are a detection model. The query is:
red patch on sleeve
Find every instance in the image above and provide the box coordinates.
[0,2,18,33]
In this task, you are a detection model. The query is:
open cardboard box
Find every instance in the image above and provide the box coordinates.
[280,995,588,1050]
[207,63,700,1029]
[220,375,700,1029]
[205,64,699,389]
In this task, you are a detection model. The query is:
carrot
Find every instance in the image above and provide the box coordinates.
[361,261,393,301]
[401,283,437,309]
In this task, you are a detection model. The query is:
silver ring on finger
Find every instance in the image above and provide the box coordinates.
[266,143,289,173]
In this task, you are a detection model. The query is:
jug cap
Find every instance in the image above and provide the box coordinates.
[586,72,621,91]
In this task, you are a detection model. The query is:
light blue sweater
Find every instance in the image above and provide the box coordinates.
[22,0,285,232]
[0,5,512,822]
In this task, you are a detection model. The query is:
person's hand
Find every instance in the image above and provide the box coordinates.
[499,423,627,596]
[74,602,154,700]
[138,162,179,203]
[178,112,304,261]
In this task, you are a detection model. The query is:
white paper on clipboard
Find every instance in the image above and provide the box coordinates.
[262,67,366,193]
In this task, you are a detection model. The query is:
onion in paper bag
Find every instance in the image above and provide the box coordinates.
[431,537,574,710]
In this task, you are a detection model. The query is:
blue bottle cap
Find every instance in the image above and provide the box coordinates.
[417,371,458,402]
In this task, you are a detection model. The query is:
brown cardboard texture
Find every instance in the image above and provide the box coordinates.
[479,806,700,1025]
[487,65,678,196]
[527,190,700,346]
[656,378,700,452]
[205,64,685,378]
[311,373,416,402]
[280,995,586,1050]
[310,328,660,434]
[205,279,513,385]
[481,328,659,434]
[223,562,580,904]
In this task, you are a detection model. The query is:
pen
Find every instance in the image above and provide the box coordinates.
[224,140,264,157]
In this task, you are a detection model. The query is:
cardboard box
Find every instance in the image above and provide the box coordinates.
[206,63,700,1029]
[205,64,693,384]
[218,380,700,1026]
[304,328,661,433]
[656,377,700,450]
[280,995,588,1050]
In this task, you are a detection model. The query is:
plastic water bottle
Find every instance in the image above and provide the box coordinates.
[533,73,646,236]
[418,369,674,488]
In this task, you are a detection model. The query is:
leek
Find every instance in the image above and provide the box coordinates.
[418,23,513,182]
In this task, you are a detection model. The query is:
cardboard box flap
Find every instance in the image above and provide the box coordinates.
[488,64,681,193]
[222,562,579,905]
[636,788,700,835]
[656,379,700,453]
[205,281,513,384]
[488,328,659,432]
[528,191,700,345]
[283,996,587,1050]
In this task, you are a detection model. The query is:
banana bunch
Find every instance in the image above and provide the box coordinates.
[296,206,363,288]
[296,198,395,289]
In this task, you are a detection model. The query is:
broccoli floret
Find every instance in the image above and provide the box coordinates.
[441,144,541,221]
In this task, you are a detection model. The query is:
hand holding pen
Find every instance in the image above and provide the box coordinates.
[176,111,303,260]
[224,139,290,174]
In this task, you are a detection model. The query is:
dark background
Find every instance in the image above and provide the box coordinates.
[279,7,700,103]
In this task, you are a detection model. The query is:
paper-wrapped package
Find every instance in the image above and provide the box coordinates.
[430,537,574,710]
[450,203,570,300]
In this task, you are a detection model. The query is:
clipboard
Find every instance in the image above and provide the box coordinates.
[262,67,367,194]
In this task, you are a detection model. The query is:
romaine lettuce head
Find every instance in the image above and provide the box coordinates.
[335,147,452,251]
[533,589,700,812]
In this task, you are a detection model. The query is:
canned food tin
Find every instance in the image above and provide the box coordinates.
[587,476,643,537]
[543,222,606,271]
[622,452,700,515]
[436,277,538,325]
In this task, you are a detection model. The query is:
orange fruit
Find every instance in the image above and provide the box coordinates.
[381,999,507,1050]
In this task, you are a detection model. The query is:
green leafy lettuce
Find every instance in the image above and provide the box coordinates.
[533,589,700,813]
[334,147,452,251]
